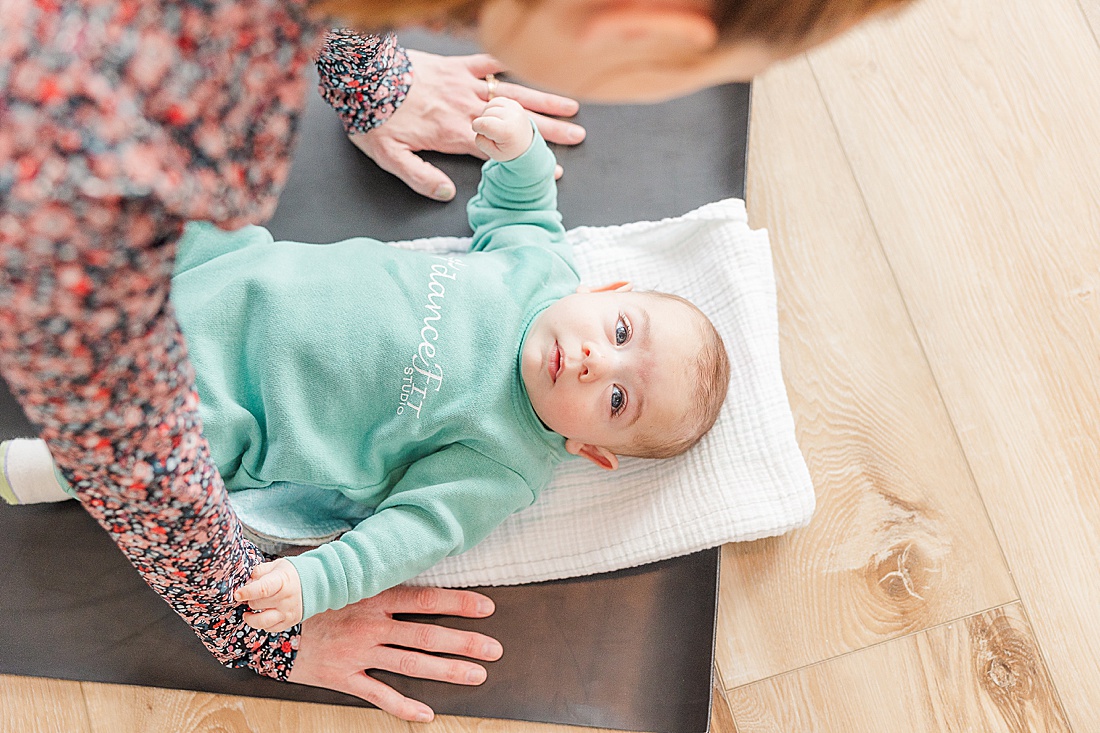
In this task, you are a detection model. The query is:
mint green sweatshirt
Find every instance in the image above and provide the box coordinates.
[171,131,578,620]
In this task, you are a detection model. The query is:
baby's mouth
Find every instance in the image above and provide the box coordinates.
[549,341,562,383]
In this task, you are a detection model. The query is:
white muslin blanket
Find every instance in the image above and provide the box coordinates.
[1,198,814,587]
[383,197,815,586]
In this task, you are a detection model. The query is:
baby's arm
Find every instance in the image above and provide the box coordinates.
[286,445,535,622]
[465,102,567,257]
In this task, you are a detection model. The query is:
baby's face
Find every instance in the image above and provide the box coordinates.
[521,290,699,459]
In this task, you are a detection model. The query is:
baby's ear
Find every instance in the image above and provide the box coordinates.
[576,281,633,294]
[565,440,620,470]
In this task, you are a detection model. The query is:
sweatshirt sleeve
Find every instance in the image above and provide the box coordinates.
[315,29,412,134]
[466,128,571,263]
[288,444,535,620]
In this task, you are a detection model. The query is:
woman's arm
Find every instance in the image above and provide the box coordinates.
[0,0,318,676]
[1,5,503,715]
[0,198,296,674]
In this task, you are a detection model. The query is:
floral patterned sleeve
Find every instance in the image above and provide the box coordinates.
[316,29,413,134]
[0,0,407,679]
[0,201,294,675]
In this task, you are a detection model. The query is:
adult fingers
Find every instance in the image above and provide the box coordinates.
[463,53,507,81]
[529,111,587,146]
[387,618,504,661]
[462,53,580,118]
[493,80,580,119]
[371,645,489,686]
[554,164,564,180]
[381,585,496,618]
[339,671,436,723]
[370,142,456,202]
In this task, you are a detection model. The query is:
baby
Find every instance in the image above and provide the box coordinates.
[169,98,731,633]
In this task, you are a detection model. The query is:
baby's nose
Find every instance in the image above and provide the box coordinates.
[579,342,606,381]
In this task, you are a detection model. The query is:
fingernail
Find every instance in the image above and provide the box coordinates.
[570,128,586,142]
[483,641,503,659]
[477,599,494,615]
[433,183,455,201]
[415,709,434,723]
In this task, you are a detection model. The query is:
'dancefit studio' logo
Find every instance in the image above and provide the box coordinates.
[396,255,466,417]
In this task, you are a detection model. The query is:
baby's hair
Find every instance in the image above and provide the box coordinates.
[625,292,730,460]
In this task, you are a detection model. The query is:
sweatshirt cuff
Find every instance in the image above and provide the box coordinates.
[483,125,556,184]
[289,544,349,621]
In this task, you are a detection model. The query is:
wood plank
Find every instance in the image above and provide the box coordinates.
[81,683,288,733]
[77,679,623,733]
[716,51,1015,689]
[710,683,740,733]
[0,674,91,733]
[1078,0,1100,44]
[806,0,1100,727]
[728,603,1071,732]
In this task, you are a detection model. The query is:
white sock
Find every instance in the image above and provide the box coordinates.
[0,438,75,505]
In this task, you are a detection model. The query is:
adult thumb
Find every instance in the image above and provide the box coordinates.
[369,141,457,202]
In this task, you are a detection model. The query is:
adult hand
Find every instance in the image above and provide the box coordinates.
[351,49,585,201]
[287,585,504,723]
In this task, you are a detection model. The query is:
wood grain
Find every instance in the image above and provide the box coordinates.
[806,0,1100,726]
[76,679,622,733]
[728,603,1071,733]
[1078,0,1100,42]
[0,674,91,733]
[715,51,1015,689]
[709,683,740,733]
[81,683,288,733]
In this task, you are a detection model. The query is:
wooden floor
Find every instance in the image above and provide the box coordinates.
[5,0,1099,729]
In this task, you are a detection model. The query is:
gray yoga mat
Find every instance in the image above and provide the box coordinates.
[0,30,748,733]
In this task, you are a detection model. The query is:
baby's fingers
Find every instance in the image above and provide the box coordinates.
[243,608,296,633]
[249,561,280,579]
[471,115,512,142]
[474,133,502,159]
[234,569,286,603]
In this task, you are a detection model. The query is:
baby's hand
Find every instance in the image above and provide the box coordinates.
[234,558,303,634]
[472,97,535,162]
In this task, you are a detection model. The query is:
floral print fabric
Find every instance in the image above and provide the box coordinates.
[0,0,409,678]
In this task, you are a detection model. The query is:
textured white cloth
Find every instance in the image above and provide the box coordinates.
[3,199,815,586]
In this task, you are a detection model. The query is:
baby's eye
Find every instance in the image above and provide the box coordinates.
[610,385,627,416]
[615,314,632,346]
